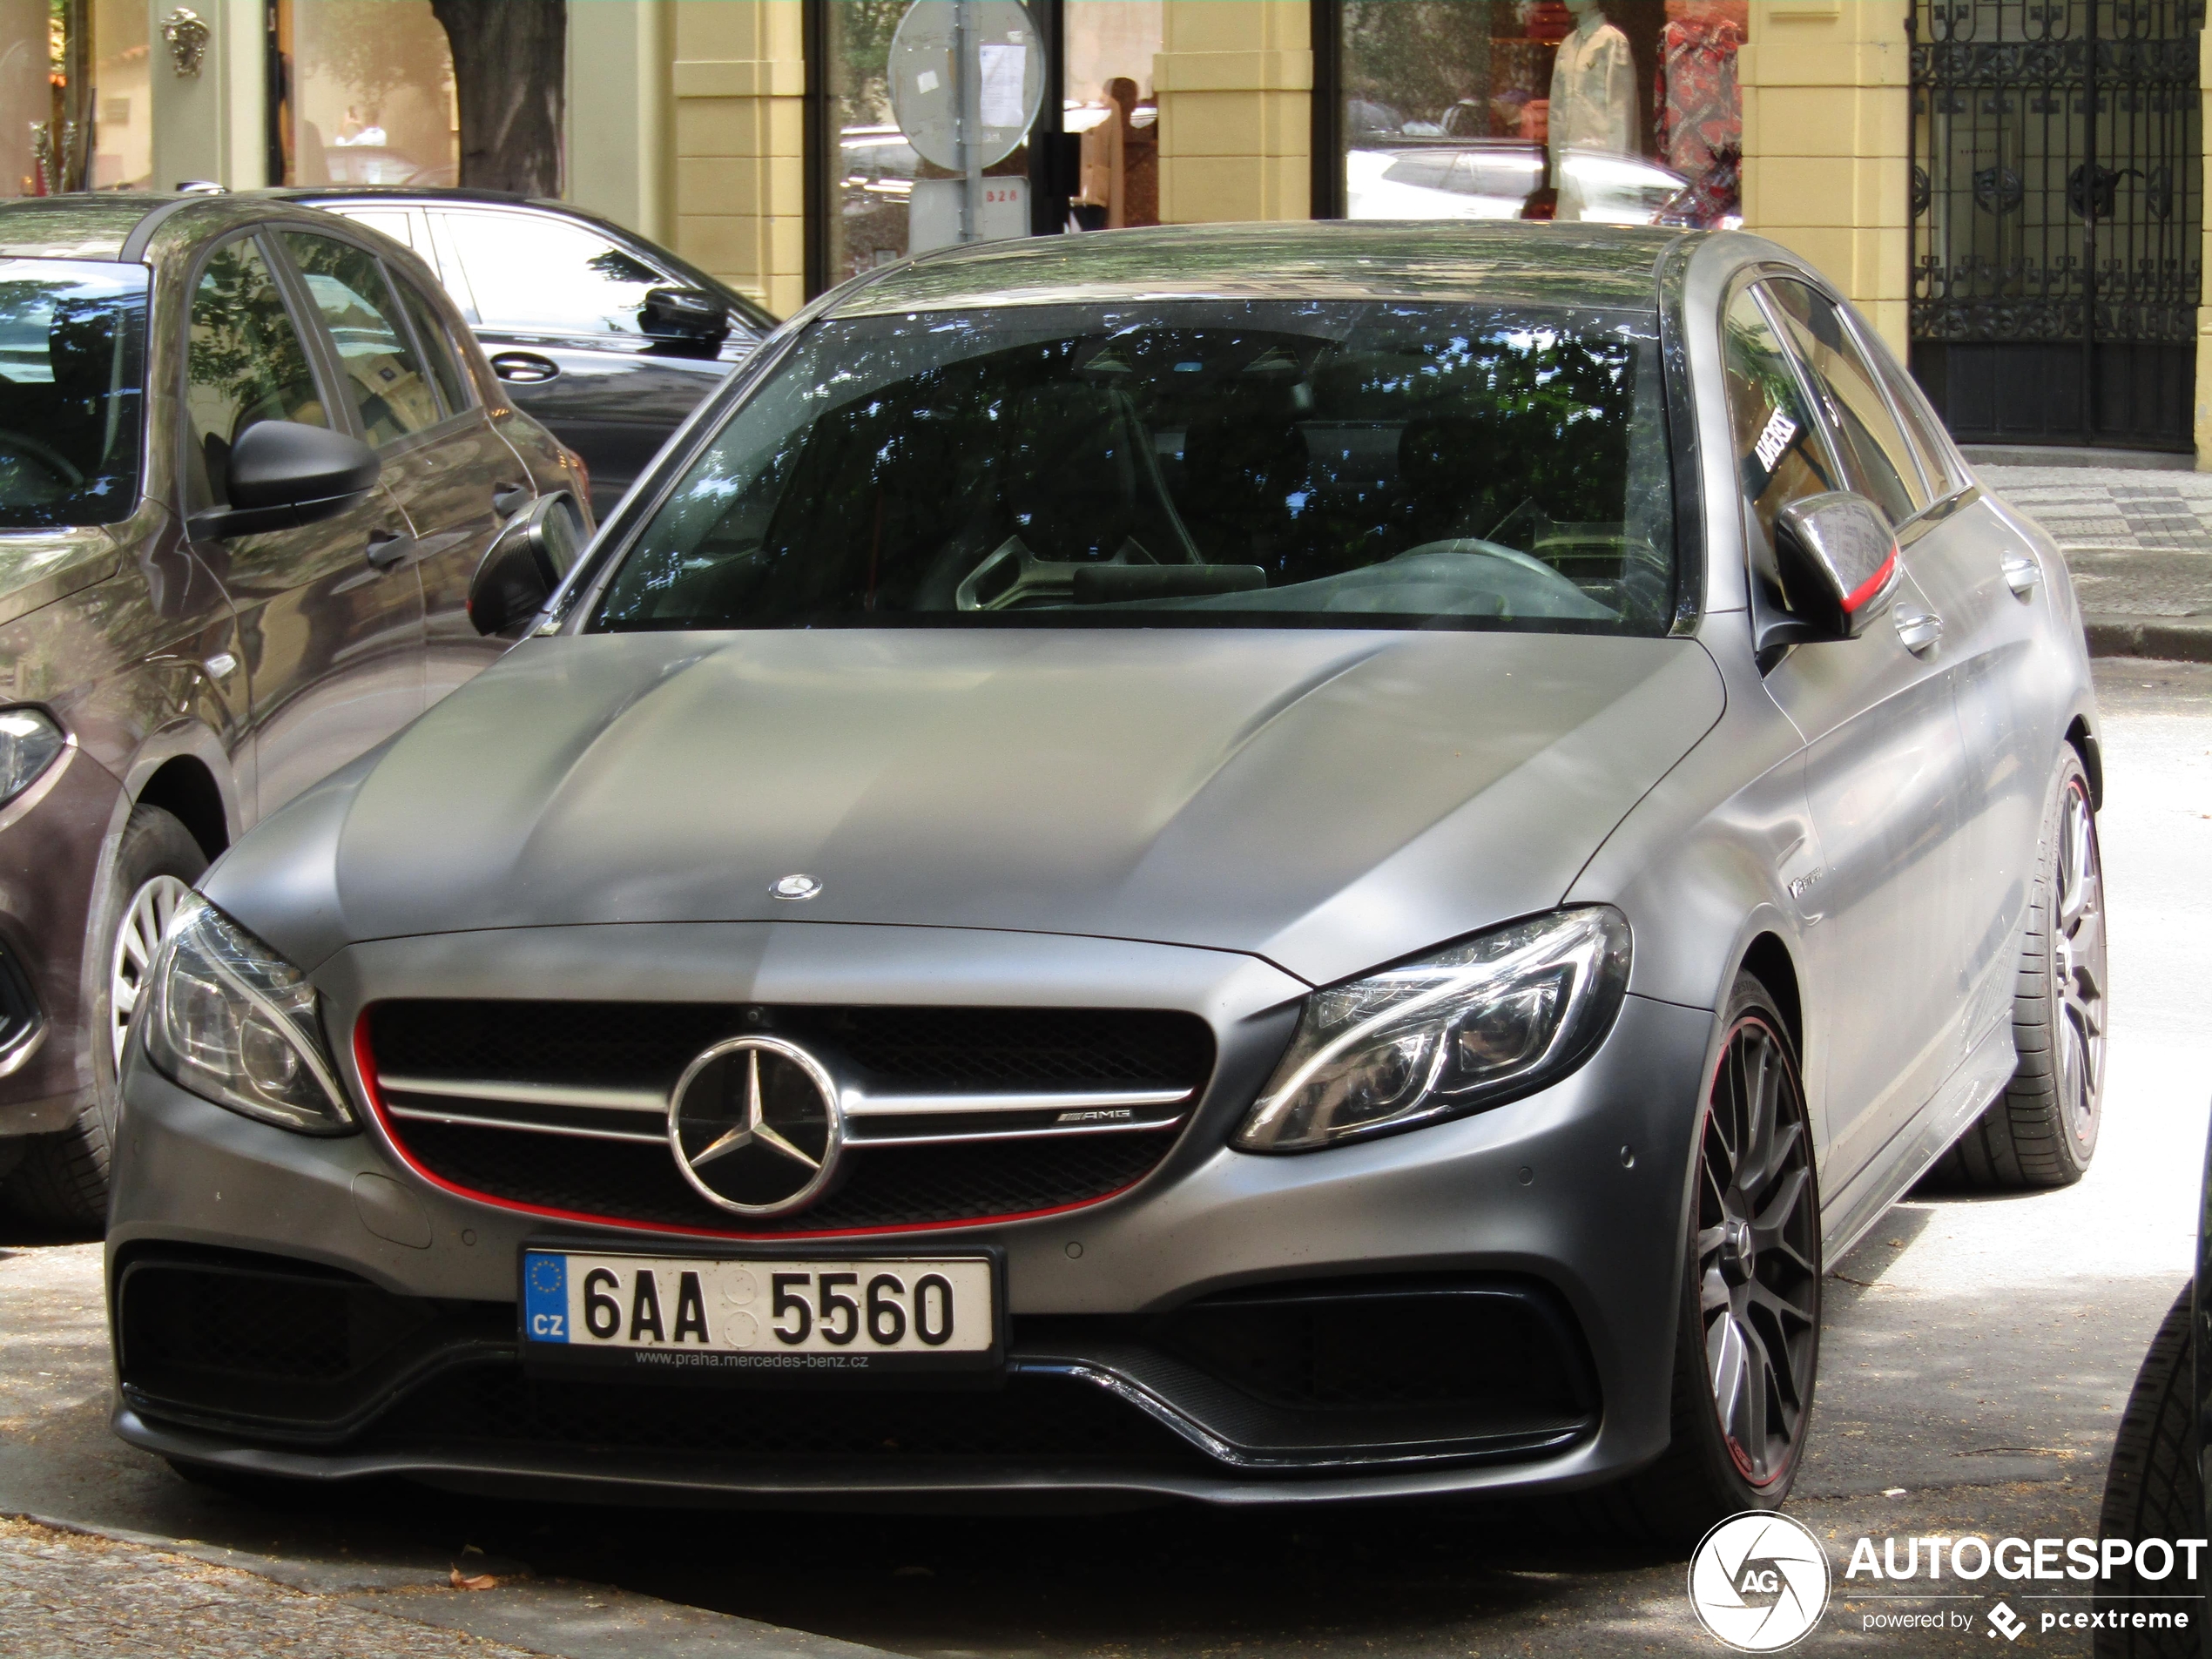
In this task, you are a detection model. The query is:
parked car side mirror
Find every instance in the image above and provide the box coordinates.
[639,286,730,348]
[1772,491,1899,642]
[185,421,380,541]
[468,491,585,638]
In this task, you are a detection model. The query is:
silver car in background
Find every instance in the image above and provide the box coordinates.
[105,223,2103,1543]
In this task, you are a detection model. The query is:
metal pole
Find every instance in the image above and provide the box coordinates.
[957,0,983,242]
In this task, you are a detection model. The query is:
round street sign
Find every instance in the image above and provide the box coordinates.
[887,0,1046,174]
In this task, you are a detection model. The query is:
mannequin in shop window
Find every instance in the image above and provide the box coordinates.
[1547,0,1636,221]
[1075,78,1156,231]
[1657,0,1745,181]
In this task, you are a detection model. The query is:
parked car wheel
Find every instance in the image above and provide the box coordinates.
[3,806,204,1230]
[1584,974,1822,1543]
[1929,750,2105,1190]
[2094,1282,2201,1657]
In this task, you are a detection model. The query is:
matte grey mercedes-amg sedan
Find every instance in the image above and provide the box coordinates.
[105,222,2104,1542]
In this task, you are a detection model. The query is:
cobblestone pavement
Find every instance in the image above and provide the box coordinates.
[0,1515,536,1659]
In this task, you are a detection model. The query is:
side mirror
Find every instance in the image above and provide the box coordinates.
[468,491,585,638]
[639,286,730,347]
[186,421,380,541]
[1771,491,1899,642]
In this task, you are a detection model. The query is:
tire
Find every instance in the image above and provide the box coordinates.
[1927,748,2106,1190]
[2,805,205,1232]
[1575,972,1823,1548]
[2094,1283,2202,1658]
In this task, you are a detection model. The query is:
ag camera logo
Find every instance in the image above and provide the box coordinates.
[1689,1512,1832,1651]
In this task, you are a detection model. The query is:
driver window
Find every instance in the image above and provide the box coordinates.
[185,236,327,512]
[1758,278,1927,525]
[1722,285,1844,582]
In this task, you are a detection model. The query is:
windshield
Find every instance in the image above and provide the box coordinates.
[0,260,146,528]
[593,300,1676,634]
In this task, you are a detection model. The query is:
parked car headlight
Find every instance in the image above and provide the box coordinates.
[138,894,354,1135]
[1236,907,1631,1153]
[0,707,64,806]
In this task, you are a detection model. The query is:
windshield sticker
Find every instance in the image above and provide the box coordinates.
[1754,407,1798,473]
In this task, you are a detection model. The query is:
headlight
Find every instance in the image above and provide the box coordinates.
[0,707,64,806]
[1236,907,1631,1153]
[138,894,354,1135]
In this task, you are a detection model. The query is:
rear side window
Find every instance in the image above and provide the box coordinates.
[281,233,442,445]
[439,211,664,336]
[185,237,327,511]
[0,259,146,527]
[1759,279,1926,524]
[1721,284,1844,573]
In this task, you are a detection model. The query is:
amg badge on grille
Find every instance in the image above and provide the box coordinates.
[667,1036,844,1217]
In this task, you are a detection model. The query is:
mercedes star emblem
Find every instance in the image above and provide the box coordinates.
[667,1035,844,1217]
[771,873,821,900]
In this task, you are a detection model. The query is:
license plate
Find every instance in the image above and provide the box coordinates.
[520,1248,1001,1379]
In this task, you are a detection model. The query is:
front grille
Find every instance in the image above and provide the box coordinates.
[363,1001,1215,1236]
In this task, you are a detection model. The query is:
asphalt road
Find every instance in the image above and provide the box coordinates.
[3,657,2207,1659]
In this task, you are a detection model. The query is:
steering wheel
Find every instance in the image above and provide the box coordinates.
[0,428,84,491]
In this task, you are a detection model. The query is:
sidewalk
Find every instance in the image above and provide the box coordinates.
[1976,462,2212,661]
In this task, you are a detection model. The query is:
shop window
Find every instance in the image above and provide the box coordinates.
[1063,1,1159,229]
[271,0,458,187]
[1329,1,1742,230]
[87,0,148,190]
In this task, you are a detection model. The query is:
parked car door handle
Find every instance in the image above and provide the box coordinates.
[365,530,415,571]
[492,482,533,516]
[1894,607,1944,655]
[490,351,559,384]
[2001,552,2040,599]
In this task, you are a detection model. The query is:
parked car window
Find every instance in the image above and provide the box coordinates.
[438,211,665,337]
[1758,278,1926,523]
[281,233,442,445]
[185,236,327,511]
[343,209,414,249]
[0,260,146,526]
[593,299,1679,635]
[1871,341,1962,502]
[390,271,473,415]
[1722,284,1846,571]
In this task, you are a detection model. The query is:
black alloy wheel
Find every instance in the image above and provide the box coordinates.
[1696,1012,1821,1488]
[1576,974,1821,1547]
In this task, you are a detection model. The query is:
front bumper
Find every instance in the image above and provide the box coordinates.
[0,739,120,1135]
[108,921,1716,1507]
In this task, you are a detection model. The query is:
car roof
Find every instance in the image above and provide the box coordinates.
[0,195,179,260]
[824,220,1689,318]
[265,184,539,209]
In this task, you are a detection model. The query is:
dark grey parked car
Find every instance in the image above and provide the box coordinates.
[278,189,776,517]
[110,222,2102,1541]
[0,192,584,1230]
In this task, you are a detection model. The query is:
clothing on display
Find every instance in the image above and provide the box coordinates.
[1548,6,1638,219]
[1657,13,1743,177]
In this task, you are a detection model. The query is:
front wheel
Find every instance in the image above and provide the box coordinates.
[1584,973,1823,1546]
[2,805,204,1231]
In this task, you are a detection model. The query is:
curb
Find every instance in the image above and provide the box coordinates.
[6,1507,893,1659]
[2085,616,2212,664]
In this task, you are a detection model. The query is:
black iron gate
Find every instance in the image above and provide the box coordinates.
[1909,0,2204,451]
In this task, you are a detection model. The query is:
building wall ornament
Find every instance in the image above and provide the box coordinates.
[162,8,210,78]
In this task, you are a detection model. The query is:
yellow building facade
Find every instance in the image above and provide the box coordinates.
[147,0,2206,459]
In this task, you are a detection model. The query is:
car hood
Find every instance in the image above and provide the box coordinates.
[219,628,1724,988]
